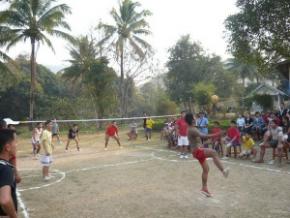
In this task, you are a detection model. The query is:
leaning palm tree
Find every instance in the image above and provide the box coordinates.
[0,0,74,120]
[97,0,152,115]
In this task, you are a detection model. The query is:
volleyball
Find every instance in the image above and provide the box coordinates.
[211,95,219,103]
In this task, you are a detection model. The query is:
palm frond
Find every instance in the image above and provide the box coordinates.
[39,32,55,53]
[47,29,75,44]
[6,34,26,51]
[38,3,71,25]
[129,38,144,58]
[132,35,151,50]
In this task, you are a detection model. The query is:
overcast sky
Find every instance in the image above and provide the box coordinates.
[4,0,239,72]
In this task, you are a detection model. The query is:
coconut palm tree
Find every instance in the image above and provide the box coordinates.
[97,0,152,115]
[62,36,97,85]
[0,0,74,120]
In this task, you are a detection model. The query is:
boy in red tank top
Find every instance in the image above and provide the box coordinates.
[105,121,122,150]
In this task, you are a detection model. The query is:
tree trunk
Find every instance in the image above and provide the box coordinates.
[119,45,124,116]
[29,39,36,120]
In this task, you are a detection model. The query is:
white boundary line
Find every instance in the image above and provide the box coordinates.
[17,189,29,218]
[18,170,66,192]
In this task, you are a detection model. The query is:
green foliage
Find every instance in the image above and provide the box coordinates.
[192,82,216,106]
[225,0,290,70]
[245,94,273,110]
[166,35,240,108]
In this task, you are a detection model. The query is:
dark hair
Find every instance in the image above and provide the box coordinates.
[73,124,78,127]
[181,110,186,114]
[185,113,194,126]
[44,120,52,126]
[0,120,7,130]
[230,120,236,124]
[0,129,16,152]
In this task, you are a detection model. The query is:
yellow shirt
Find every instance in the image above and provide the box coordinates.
[41,130,53,155]
[242,136,255,150]
[146,119,155,129]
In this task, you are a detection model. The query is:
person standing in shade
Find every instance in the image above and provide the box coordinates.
[52,118,61,144]
[145,117,155,141]
[41,120,54,181]
[175,111,189,159]
[105,121,121,150]
[65,124,80,151]
[0,129,18,218]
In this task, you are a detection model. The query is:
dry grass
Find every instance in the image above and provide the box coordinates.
[16,131,290,218]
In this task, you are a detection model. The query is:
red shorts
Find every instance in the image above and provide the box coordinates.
[192,148,206,164]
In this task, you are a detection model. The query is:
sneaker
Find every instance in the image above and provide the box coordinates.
[268,160,275,165]
[177,152,182,156]
[119,146,123,149]
[200,188,212,197]
[43,176,51,182]
[179,154,184,159]
[65,149,68,152]
[221,156,229,160]
[223,168,230,178]
[104,147,108,151]
[184,155,189,159]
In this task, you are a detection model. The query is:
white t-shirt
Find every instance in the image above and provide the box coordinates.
[236,117,245,127]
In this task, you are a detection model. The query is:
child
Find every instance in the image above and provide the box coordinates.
[223,120,241,159]
[238,132,257,160]
[65,124,80,151]
[105,121,121,150]
[211,121,223,156]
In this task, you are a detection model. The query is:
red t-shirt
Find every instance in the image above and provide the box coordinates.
[176,118,188,136]
[106,124,118,136]
[227,127,240,141]
[211,127,222,142]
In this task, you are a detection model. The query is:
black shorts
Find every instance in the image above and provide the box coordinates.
[269,139,278,148]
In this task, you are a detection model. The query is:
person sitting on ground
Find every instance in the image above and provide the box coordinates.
[236,113,245,133]
[252,112,265,140]
[0,129,18,218]
[238,132,257,160]
[105,121,121,150]
[256,120,283,165]
[211,121,223,156]
[65,124,80,151]
[244,113,254,135]
[185,112,229,197]
[127,122,138,141]
[223,120,241,159]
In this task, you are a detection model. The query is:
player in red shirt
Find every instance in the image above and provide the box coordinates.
[175,111,189,159]
[223,120,241,158]
[105,121,121,150]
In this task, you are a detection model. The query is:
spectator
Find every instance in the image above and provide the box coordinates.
[0,129,18,218]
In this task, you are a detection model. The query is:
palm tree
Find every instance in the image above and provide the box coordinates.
[0,0,74,120]
[97,0,152,115]
[62,36,97,85]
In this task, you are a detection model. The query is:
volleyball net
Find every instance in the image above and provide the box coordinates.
[15,114,178,134]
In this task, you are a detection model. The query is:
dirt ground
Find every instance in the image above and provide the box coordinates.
[16,132,290,218]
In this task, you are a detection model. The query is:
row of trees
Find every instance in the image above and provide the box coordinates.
[1,0,289,120]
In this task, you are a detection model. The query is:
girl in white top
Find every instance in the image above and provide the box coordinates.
[32,123,43,157]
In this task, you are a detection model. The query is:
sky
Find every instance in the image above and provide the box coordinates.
[4,0,239,73]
